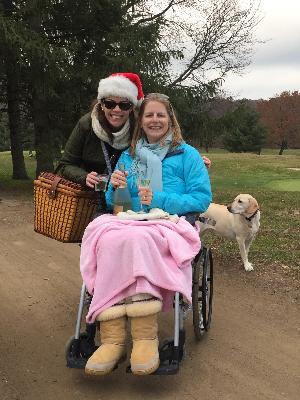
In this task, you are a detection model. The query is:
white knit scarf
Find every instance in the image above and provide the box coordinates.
[91,102,131,150]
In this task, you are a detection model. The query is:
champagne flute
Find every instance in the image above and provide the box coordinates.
[137,177,151,212]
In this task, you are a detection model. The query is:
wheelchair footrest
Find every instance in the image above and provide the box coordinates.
[67,355,88,369]
[126,356,180,375]
[126,336,184,375]
[152,359,179,375]
[65,327,97,369]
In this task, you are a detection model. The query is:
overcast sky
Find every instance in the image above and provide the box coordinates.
[222,0,300,100]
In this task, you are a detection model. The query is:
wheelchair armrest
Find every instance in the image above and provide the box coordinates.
[182,212,200,226]
[182,213,216,227]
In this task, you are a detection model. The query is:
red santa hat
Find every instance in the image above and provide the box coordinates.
[97,72,144,106]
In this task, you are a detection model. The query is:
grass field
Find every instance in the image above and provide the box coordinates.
[1,150,300,271]
[0,151,37,196]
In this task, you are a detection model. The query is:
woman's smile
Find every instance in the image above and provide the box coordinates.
[141,101,170,143]
[102,96,131,128]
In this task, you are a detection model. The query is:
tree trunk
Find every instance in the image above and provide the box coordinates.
[278,139,287,155]
[32,82,54,177]
[28,9,54,177]
[4,0,28,179]
[6,54,29,179]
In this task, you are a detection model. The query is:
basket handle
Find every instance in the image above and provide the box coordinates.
[48,175,62,199]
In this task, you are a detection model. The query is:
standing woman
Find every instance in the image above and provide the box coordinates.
[80,93,212,376]
[57,72,144,190]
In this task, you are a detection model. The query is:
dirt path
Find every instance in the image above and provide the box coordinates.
[0,196,299,400]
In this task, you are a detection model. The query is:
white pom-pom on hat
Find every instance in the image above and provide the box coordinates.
[97,72,144,106]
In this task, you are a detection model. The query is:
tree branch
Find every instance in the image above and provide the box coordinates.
[167,0,262,87]
[133,0,186,25]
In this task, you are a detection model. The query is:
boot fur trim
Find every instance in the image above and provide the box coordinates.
[130,293,153,302]
[97,304,126,322]
[126,299,162,318]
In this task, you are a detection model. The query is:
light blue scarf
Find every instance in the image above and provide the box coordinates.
[133,132,173,191]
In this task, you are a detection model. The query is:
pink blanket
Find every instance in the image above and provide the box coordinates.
[80,215,201,323]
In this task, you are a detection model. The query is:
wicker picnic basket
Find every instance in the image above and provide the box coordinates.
[34,172,99,243]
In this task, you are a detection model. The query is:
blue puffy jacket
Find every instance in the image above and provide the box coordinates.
[105,142,212,215]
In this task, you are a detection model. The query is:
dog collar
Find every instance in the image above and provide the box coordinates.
[245,209,259,222]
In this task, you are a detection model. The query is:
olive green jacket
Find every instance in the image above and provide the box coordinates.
[57,113,122,185]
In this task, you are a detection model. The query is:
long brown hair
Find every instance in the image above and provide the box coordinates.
[130,93,183,155]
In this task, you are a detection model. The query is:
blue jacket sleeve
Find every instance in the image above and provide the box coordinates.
[150,146,212,215]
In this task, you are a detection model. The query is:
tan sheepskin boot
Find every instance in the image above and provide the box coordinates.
[126,297,162,375]
[85,304,127,376]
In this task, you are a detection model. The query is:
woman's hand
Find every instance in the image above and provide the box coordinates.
[110,170,128,189]
[202,156,212,169]
[138,186,153,206]
[86,171,100,188]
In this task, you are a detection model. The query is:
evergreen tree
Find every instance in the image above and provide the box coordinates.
[1,0,178,175]
[222,105,266,153]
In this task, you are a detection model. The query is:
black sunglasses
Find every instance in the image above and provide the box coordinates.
[101,99,133,111]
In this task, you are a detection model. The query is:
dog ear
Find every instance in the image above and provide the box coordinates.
[246,197,258,214]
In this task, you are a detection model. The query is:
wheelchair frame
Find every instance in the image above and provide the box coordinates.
[65,245,213,375]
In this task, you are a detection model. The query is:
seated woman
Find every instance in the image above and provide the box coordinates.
[80,93,212,376]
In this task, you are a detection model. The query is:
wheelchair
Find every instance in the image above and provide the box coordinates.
[65,215,214,375]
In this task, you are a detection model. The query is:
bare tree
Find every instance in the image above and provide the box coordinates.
[130,0,263,88]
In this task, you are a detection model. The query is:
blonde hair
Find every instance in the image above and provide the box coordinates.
[130,93,183,155]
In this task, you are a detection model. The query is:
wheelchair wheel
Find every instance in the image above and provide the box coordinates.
[65,330,97,369]
[192,247,213,340]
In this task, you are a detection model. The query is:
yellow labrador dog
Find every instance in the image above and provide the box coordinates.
[198,194,260,271]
